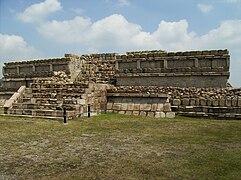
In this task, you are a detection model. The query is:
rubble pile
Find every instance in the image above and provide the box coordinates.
[109,86,241,99]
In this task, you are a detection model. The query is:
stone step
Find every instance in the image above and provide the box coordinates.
[33,98,85,105]
[30,83,89,89]
[0,114,64,120]
[23,93,33,98]
[18,97,31,103]
[32,88,86,94]
[177,111,241,119]
[32,93,83,99]
[172,106,241,114]
[12,103,81,110]
[8,108,77,119]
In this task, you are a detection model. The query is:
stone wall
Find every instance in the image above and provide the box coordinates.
[3,57,72,79]
[74,53,116,84]
[108,86,241,119]
[2,57,73,91]
[106,93,175,118]
[116,49,230,88]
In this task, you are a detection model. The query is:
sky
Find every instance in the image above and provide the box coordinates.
[0,0,240,87]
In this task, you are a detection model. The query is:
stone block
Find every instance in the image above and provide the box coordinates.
[185,106,194,112]
[155,112,166,118]
[133,104,140,111]
[232,98,237,107]
[140,104,151,111]
[237,108,241,114]
[147,112,155,117]
[226,98,232,107]
[24,93,33,98]
[212,99,219,107]
[25,88,32,94]
[151,104,157,111]
[17,86,26,94]
[219,98,225,107]
[3,99,14,108]
[113,110,118,114]
[95,103,101,110]
[77,99,86,105]
[140,111,146,116]
[113,103,121,110]
[172,99,181,106]
[106,110,113,113]
[206,98,212,106]
[133,111,140,116]
[126,111,132,115]
[189,98,196,106]
[157,104,164,111]
[10,92,20,100]
[163,103,171,112]
[122,103,128,110]
[100,103,106,110]
[118,111,125,114]
[195,98,200,106]
[238,98,241,107]
[182,98,190,106]
[235,114,241,120]
[200,98,207,106]
[106,102,113,110]
[195,112,206,117]
[165,112,175,118]
[127,103,134,111]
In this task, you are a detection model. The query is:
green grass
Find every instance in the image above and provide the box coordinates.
[0,113,241,179]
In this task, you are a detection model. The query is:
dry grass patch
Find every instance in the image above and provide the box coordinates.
[0,113,241,179]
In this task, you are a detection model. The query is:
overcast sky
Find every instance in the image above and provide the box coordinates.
[0,0,240,87]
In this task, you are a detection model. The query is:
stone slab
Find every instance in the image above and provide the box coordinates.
[226,98,232,107]
[155,112,166,118]
[147,112,155,117]
[133,111,140,116]
[163,103,171,112]
[165,112,175,118]
[140,111,146,116]
[151,104,157,111]
[173,99,181,106]
[157,104,164,111]
[127,103,134,111]
[133,104,140,111]
[182,98,189,106]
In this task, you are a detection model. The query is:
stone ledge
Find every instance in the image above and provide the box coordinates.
[107,93,169,98]
[116,72,229,77]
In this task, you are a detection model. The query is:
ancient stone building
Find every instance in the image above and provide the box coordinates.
[1,49,240,119]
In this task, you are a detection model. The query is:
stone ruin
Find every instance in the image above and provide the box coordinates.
[1,49,240,120]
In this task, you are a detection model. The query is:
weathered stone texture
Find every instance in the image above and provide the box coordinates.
[116,49,230,88]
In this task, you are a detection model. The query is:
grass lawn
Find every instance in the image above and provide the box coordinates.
[0,113,241,179]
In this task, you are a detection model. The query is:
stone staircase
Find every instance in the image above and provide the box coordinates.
[6,80,90,120]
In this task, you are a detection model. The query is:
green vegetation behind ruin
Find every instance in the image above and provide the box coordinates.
[0,114,241,179]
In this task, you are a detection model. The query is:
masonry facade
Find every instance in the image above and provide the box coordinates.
[1,49,240,120]
[116,50,230,87]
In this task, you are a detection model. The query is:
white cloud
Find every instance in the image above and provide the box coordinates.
[70,8,85,14]
[36,14,241,52]
[197,20,241,50]
[0,33,42,61]
[0,33,43,78]
[117,0,130,6]
[17,0,62,23]
[197,3,213,13]
[38,16,92,43]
